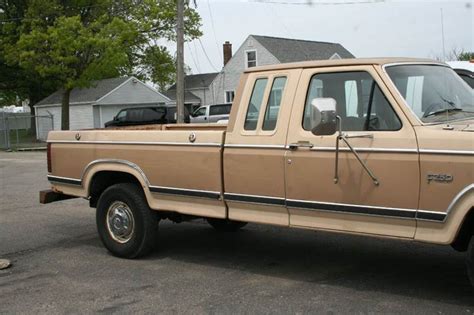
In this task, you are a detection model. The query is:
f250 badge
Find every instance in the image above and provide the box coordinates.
[427,173,453,183]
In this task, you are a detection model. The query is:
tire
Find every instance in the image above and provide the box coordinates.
[207,218,247,232]
[467,235,474,287]
[96,183,159,258]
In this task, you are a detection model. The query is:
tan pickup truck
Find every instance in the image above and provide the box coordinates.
[41,58,474,285]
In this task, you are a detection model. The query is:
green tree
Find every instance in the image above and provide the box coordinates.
[0,0,58,135]
[457,51,474,61]
[2,0,201,130]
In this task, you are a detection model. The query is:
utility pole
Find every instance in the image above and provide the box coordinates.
[176,0,185,123]
[440,8,446,62]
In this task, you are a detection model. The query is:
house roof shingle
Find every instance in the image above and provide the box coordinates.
[163,90,201,103]
[251,35,354,63]
[35,77,130,106]
[167,72,219,91]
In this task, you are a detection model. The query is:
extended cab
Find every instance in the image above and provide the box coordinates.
[41,58,474,285]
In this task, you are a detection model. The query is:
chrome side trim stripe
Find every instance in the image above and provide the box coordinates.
[224,144,286,149]
[416,210,447,222]
[308,147,418,154]
[286,198,417,219]
[224,192,286,206]
[419,149,474,156]
[48,140,222,147]
[150,186,221,200]
[47,175,82,186]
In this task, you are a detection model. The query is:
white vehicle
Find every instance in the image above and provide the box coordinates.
[447,61,474,88]
[190,104,232,123]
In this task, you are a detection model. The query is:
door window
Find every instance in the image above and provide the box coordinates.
[244,78,268,130]
[116,110,126,121]
[193,107,207,117]
[303,71,401,132]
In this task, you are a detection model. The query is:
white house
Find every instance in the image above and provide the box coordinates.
[34,77,169,135]
[208,35,355,105]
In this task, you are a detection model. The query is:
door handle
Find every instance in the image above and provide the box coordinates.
[288,141,314,150]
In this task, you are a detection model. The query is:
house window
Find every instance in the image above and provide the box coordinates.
[225,91,235,103]
[246,50,257,68]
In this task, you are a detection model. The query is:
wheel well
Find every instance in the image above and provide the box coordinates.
[88,171,143,208]
[451,207,474,252]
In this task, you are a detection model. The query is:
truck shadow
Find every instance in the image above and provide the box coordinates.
[150,221,473,306]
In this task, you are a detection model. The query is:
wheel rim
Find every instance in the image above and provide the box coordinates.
[106,201,135,243]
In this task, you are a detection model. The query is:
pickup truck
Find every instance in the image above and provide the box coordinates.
[41,58,474,286]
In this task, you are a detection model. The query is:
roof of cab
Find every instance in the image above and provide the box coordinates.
[244,57,444,73]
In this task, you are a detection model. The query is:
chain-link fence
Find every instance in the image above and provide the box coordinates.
[0,112,54,150]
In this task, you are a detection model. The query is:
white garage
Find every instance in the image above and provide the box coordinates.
[34,76,169,136]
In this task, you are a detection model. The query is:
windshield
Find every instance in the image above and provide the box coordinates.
[385,64,474,123]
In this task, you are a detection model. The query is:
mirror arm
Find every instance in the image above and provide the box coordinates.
[334,116,380,186]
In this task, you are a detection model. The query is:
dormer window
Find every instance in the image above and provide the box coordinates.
[246,50,257,68]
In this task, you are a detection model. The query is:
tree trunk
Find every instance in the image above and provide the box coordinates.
[28,102,37,137]
[61,88,71,130]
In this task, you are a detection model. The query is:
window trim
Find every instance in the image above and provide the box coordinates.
[302,70,403,133]
[245,49,257,69]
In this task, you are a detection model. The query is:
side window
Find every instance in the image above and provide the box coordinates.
[145,108,165,120]
[303,71,401,132]
[116,110,126,121]
[210,104,232,116]
[127,109,143,122]
[244,78,268,130]
[262,77,287,131]
[194,107,206,117]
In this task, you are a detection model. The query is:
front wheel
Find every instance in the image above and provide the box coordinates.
[207,218,247,232]
[467,236,474,287]
[96,183,159,258]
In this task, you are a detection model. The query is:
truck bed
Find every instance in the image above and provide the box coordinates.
[47,126,227,218]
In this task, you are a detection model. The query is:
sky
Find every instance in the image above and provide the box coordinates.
[166,0,473,74]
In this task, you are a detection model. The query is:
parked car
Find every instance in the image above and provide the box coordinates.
[104,106,190,127]
[447,61,474,88]
[41,58,474,286]
[190,103,232,123]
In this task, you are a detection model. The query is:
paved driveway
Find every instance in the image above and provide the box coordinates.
[0,152,472,313]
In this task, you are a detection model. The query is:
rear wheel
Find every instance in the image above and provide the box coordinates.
[467,236,474,287]
[207,218,247,232]
[96,183,159,258]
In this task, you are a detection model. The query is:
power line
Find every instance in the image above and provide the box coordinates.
[206,0,222,61]
[251,0,384,5]
[198,38,219,72]
[186,41,201,73]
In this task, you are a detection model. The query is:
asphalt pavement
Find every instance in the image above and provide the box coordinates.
[0,151,473,313]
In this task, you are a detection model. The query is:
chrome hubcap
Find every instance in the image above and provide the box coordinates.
[106,201,135,243]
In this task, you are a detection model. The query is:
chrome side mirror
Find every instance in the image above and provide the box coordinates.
[309,98,337,136]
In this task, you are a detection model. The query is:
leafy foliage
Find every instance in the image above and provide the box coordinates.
[1,0,202,129]
[457,51,474,61]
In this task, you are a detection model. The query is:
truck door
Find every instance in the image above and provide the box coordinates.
[285,66,419,238]
[224,69,301,226]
